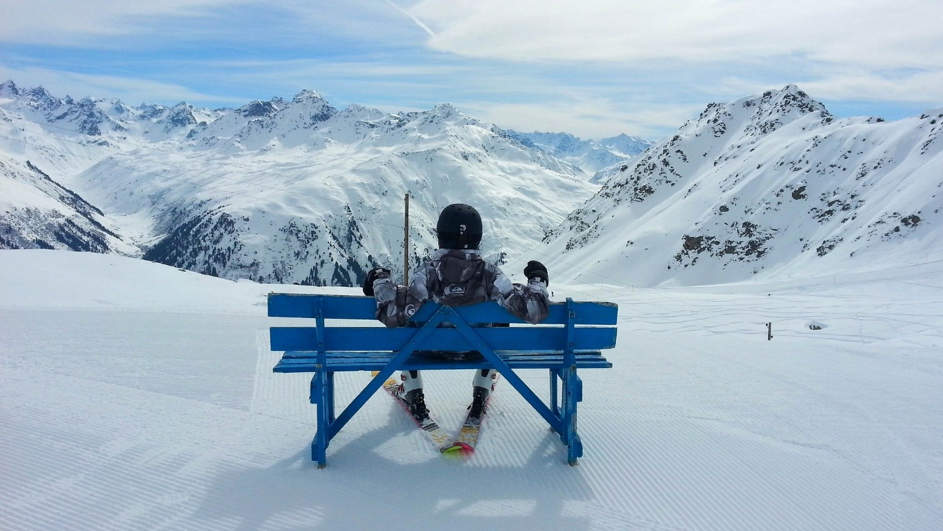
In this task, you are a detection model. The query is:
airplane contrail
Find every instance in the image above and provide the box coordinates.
[384,0,436,38]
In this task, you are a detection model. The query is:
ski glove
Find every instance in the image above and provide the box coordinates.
[362,267,391,296]
[524,260,549,286]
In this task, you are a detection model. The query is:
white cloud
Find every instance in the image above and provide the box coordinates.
[3,0,939,138]
[409,0,943,69]
[799,69,943,102]
[0,0,258,44]
[713,67,943,106]
[463,98,697,140]
[0,1,423,48]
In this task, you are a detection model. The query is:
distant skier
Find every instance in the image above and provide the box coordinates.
[362,203,550,422]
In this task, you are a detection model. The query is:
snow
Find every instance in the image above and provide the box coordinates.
[503,130,653,175]
[0,85,601,283]
[543,87,943,289]
[2,249,942,530]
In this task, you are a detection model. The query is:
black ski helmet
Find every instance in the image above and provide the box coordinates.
[436,203,482,249]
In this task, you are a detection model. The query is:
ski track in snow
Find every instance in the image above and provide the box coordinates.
[1,252,942,530]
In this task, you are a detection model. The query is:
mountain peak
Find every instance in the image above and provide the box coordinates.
[292,89,325,103]
[685,84,829,140]
[289,90,336,125]
[429,103,463,120]
[742,84,827,117]
[0,80,22,97]
[26,86,54,101]
[239,99,281,118]
[162,103,198,129]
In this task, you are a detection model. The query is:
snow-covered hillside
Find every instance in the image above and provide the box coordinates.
[0,158,134,253]
[2,250,941,530]
[539,85,943,287]
[505,129,653,175]
[4,81,942,290]
[0,81,599,285]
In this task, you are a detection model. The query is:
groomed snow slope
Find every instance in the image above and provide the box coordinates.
[1,250,942,530]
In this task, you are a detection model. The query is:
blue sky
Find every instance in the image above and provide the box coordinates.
[2,0,941,139]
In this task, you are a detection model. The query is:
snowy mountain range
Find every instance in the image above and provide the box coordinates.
[2,80,941,288]
[0,81,605,285]
[540,85,943,287]
[503,130,652,176]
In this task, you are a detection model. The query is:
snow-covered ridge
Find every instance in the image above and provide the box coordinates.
[503,129,653,176]
[3,81,941,289]
[0,158,133,254]
[538,85,943,287]
[0,81,600,285]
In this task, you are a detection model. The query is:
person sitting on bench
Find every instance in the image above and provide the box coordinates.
[362,203,550,422]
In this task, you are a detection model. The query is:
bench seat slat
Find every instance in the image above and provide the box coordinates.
[278,352,607,361]
[268,294,376,320]
[271,326,617,352]
[268,294,617,326]
[273,356,613,373]
[282,350,602,362]
[273,362,613,373]
[410,300,618,326]
[273,351,611,371]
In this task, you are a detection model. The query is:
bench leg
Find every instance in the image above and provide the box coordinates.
[327,371,336,423]
[310,371,330,468]
[550,368,560,425]
[562,367,584,465]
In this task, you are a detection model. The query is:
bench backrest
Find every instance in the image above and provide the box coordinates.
[269,294,617,354]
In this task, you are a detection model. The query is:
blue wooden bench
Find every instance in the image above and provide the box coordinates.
[268,293,618,468]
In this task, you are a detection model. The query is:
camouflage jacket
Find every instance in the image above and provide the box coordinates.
[372,249,550,327]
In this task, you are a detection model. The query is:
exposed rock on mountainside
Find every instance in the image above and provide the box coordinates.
[541,85,943,287]
[0,158,130,253]
[4,81,940,287]
[0,82,597,285]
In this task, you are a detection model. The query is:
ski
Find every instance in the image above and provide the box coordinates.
[443,374,500,457]
[373,372,452,451]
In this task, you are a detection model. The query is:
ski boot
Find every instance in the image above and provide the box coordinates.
[404,388,429,421]
[469,386,490,419]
